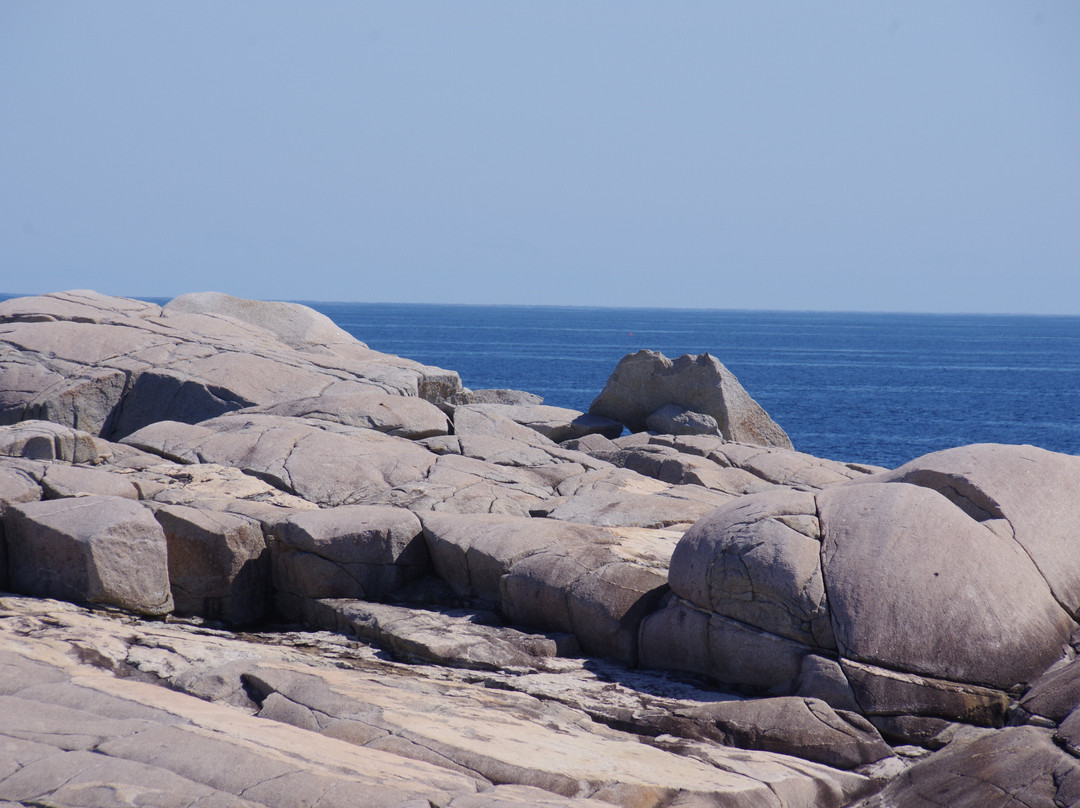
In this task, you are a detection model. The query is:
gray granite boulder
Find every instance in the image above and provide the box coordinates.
[422,512,669,663]
[855,725,1080,808]
[151,504,268,624]
[589,349,793,447]
[270,505,428,615]
[0,420,112,465]
[3,496,173,615]
[643,443,1080,732]
[864,443,1080,618]
[819,481,1072,692]
[645,404,721,436]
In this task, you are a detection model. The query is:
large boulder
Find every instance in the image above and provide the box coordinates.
[151,503,269,624]
[588,349,792,448]
[269,505,428,616]
[0,290,462,440]
[645,404,721,436]
[642,444,1080,732]
[3,495,173,615]
[863,443,1080,618]
[421,512,670,663]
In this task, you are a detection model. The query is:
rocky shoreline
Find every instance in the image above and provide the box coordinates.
[2,290,1080,807]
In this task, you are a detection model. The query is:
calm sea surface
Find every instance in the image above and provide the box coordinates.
[3,294,1078,468]
[306,302,1080,469]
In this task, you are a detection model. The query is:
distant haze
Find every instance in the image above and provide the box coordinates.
[2,2,1078,314]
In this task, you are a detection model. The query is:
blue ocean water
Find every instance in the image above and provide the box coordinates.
[307,302,1080,469]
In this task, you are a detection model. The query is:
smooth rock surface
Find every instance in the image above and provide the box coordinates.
[819,482,1074,690]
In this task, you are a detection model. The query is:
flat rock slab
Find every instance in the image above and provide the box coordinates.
[122,414,437,507]
[0,596,876,808]
[239,390,451,440]
[0,637,484,808]
[39,462,140,500]
[304,599,567,671]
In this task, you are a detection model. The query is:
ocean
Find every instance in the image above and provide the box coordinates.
[3,293,1078,469]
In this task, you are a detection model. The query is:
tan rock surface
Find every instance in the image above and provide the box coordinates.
[0,596,875,808]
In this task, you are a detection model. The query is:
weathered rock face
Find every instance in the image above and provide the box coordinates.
[3,290,1080,806]
[0,595,881,808]
[644,443,1080,743]
[122,413,439,507]
[270,505,429,617]
[0,289,462,439]
[421,512,670,664]
[4,495,174,616]
[646,403,721,436]
[589,349,793,448]
[151,503,269,624]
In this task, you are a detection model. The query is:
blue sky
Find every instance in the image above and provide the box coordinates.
[2,2,1078,313]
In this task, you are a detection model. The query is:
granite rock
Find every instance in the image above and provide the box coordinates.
[4,495,173,615]
[589,349,793,447]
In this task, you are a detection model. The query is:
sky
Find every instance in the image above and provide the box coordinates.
[2,2,1078,314]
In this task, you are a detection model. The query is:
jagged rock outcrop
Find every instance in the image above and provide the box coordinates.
[588,349,793,448]
[2,290,1080,807]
